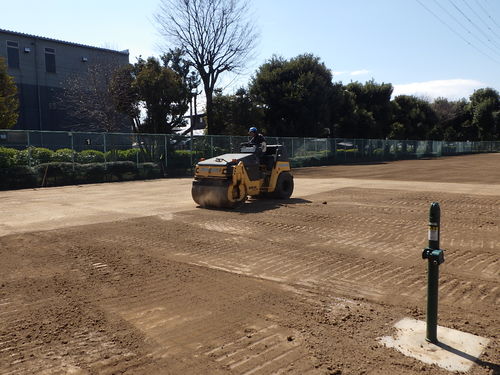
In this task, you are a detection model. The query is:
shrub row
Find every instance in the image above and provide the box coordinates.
[289,147,427,167]
[0,146,212,168]
[0,147,144,167]
[0,161,162,190]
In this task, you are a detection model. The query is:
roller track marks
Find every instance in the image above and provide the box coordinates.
[1,185,498,374]
[0,296,147,375]
[167,189,499,309]
[204,324,318,375]
[63,233,317,374]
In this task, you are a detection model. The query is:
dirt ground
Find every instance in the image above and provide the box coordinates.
[0,153,498,375]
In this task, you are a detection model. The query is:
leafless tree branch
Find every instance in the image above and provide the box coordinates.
[59,56,130,132]
[155,0,258,133]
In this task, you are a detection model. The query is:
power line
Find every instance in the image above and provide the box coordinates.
[475,0,500,33]
[415,0,500,64]
[448,0,500,50]
[461,0,500,42]
[432,0,500,58]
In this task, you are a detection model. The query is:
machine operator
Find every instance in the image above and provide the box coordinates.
[248,127,267,153]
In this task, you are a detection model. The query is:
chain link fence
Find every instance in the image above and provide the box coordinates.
[1,129,499,188]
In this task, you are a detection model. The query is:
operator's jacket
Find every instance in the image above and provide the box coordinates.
[249,133,266,151]
[249,133,267,164]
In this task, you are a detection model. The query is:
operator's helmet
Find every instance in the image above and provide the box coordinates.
[248,127,257,134]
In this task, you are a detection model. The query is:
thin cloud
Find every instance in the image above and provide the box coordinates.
[332,69,370,77]
[350,69,370,76]
[393,79,485,100]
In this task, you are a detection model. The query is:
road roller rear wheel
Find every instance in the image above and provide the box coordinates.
[272,172,294,199]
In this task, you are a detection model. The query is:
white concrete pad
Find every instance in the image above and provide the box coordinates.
[378,318,490,372]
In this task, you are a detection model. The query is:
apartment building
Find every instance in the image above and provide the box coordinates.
[0,28,129,131]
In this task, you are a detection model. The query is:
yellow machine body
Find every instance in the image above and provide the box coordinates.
[192,145,294,208]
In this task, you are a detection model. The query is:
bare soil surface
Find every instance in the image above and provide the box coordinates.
[294,153,500,184]
[0,154,499,374]
[293,153,500,183]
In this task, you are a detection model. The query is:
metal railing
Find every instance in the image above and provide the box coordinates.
[1,129,499,170]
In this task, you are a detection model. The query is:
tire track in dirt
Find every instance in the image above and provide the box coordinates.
[0,295,148,375]
[92,206,499,310]
[2,180,499,374]
[203,324,315,375]
[159,188,500,310]
[66,232,319,375]
[79,231,385,374]
[0,237,153,374]
[1,229,322,374]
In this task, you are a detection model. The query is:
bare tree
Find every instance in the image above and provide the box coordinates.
[155,0,258,134]
[60,57,130,132]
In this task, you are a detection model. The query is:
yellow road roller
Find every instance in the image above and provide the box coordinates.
[191,144,294,208]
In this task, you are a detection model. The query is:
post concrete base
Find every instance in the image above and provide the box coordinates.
[378,318,489,372]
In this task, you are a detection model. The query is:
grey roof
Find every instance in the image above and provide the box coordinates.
[0,28,129,55]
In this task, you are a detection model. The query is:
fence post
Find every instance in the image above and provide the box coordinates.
[422,202,445,343]
[70,132,75,171]
[103,133,107,169]
[190,134,193,169]
[333,138,337,162]
[210,135,214,158]
[27,131,32,168]
[326,137,330,161]
[164,135,167,169]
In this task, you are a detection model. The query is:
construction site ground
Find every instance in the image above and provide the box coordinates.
[0,153,498,375]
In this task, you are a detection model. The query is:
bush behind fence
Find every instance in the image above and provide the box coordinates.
[1,129,499,189]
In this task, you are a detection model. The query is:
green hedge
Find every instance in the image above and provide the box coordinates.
[0,146,202,189]
[77,149,105,163]
[106,148,140,162]
[0,161,163,190]
[0,147,147,166]
[0,147,18,168]
[0,147,201,165]
[53,148,75,162]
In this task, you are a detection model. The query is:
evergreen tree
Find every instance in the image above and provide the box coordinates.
[0,57,19,129]
[250,54,333,137]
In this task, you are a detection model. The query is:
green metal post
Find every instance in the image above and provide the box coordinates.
[422,202,444,343]
[427,203,440,343]
[70,133,75,171]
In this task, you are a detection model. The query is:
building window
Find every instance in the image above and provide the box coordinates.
[7,41,20,69]
[45,47,56,73]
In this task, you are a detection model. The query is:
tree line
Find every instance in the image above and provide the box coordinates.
[212,54,500,141]
[66,52,500,142]
[2,51,498,142]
